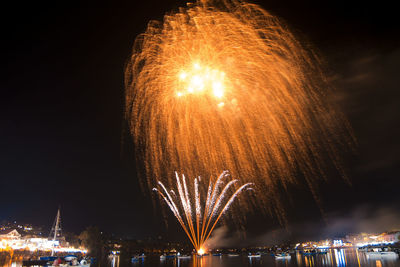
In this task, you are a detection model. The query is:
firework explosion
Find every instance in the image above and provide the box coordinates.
[125,0,353,221]
[153,171,253,253]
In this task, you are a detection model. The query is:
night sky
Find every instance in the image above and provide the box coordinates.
[1,0,399,243]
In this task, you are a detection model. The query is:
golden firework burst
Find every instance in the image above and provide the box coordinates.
[125,0,353,222]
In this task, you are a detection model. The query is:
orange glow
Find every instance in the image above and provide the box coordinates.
[197,248,205,255]
[125,0,353,223]
[176,63,226,103]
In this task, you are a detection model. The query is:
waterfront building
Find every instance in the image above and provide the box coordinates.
[345,230,400,247]
[0,229,21,240]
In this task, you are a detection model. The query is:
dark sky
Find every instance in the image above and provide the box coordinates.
[1,0,399,242]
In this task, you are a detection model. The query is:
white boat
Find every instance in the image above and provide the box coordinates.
[177,255,192,259]
[228,254,240,257]
[79,259,90,267]
[275,253,291,259]
[160,255,166,260]
[248,253,261,258]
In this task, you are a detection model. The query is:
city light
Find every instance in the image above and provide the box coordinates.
[0,237,87,254]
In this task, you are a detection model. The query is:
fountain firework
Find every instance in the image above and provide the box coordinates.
[153,171,253,253]
[125,0,353,220]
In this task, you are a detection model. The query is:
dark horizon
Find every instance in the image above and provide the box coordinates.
[1,0,399,244]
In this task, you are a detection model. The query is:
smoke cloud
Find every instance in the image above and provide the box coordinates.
[205,205,400,247]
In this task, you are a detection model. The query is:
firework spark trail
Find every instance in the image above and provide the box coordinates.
[194,177,201,243]
[211,179,237,217]
[208,171,227,217]
[176,173,198,246]
[154,171,253,252]
[202,182,254,245]
[126,0,354,221]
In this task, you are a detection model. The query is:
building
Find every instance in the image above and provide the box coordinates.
[379,231,400,243]
[345,231,400,247]
[0,229,21,240]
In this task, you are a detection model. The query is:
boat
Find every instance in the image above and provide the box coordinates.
[160,255,166,260]
[275,253,291,260]
[63,256,90,267]
[132,253,145,262]
[133,253,146,259]
[177,255,192,259]
[212,253,222,256]
[302,250,317,256]
[248,253,261,258]
[47,257,90,267]
[227,253,240,257]
[166,254,177,259]
[64,255,78,261]
[40,256,58,261]
[78,260,90,267]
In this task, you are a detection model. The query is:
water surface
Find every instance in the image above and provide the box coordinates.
[3,248,399,267]
[113,248,399,267]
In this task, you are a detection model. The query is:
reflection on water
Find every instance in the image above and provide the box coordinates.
[2,248,399,267]
[334,249,346,266]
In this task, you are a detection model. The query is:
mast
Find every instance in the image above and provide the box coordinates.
[53,208,61,241]
[50,206,62,256]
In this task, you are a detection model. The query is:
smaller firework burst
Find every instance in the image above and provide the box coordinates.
[153,171,253,254]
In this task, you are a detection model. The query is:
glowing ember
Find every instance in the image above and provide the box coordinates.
[153,171,252,252]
